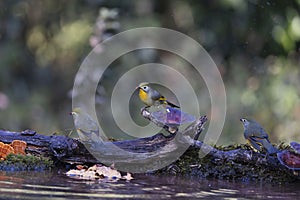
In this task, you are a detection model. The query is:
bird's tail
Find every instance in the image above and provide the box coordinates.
[262,139,279,154]
[166,101,180,108]
[249,137,279,154]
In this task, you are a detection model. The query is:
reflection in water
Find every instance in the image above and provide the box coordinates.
[0,171,298,199]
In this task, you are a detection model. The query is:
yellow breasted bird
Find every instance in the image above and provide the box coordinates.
[137,82,180,108]
[240,118,278,154]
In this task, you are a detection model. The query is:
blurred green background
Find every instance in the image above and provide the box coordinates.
[0,0,300,145]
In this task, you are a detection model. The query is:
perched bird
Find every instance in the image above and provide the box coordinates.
[240,118,279,154]
[71,107,100,142]
[137,82,179,108]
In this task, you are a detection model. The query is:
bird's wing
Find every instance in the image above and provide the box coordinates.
[150,89,179,107]
[76,119,99,134]
[248,136,263,152]
[258,126,269,138]
[247,125,269,139]
[151,89,164,101]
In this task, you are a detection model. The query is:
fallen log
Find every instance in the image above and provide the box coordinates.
[0,107,299,182]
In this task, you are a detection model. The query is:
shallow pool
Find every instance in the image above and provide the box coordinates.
[0,170,299,199]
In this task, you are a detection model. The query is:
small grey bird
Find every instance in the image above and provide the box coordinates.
[71,107,100,142]
[240,118,278,154]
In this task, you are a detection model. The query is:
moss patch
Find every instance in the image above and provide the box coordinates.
[0,154,53,171]
[158,146,298,183]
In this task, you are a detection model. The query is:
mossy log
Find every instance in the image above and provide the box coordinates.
[0,109,299,182]
[0,113,207,166]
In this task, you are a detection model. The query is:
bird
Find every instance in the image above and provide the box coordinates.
[71,107,100,142]
[240,118,279,154]
[136,82,180,108]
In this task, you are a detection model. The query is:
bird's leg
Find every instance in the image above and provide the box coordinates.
[66,129,74,137]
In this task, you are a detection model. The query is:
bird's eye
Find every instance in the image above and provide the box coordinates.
[142,86,148,90]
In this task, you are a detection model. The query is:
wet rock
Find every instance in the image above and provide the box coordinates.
[277,142,300,170]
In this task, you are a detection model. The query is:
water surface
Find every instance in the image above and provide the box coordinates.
[0,171,299,199]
